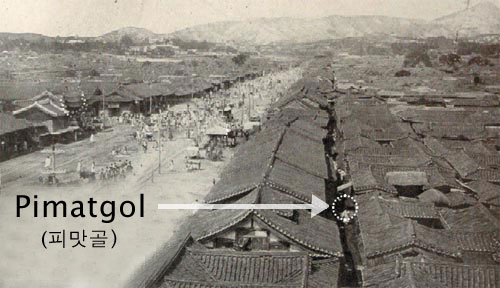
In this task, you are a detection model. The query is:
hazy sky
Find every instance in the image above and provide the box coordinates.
[0,0,498,36]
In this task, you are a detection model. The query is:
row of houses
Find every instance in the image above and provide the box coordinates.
[334,79,500,287]
[0,72,263,162]
[125,65,345,287]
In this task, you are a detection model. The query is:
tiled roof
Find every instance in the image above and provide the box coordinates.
[364,260,500,288]
[454,230,500,253]
[443,151,481,179]
[13,99,68,117]
[440,204,500,231]
[377,198,439,219]
[275,129,328,178]
[0,112,32,135]
[307,258,340,288]
[468,169,500,183]
[267,159,326,202]
[164,249,310,288]
[363,220,460,259]
[410,261,500,288]
[465,180,500,204]
[253,209,343,257]
[445,191,478,208]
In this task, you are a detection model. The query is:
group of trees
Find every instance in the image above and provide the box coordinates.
[0,34,239,57]
[232,53,249,66]
[457,42,500,57]
[0,38,124,54]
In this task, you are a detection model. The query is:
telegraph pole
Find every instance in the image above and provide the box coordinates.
[102,92,105,118]
[52,144,56,172]
[158,127,161,174]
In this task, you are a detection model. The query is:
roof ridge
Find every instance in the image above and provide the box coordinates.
[252,211,341,257]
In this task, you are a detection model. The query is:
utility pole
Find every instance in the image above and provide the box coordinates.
[247,92,251,120]
[158,127,161,174]
[102,92,105,118]
[241,93,244,125]
[52,144,56,172]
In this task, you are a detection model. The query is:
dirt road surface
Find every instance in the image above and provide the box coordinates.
[0,68,301,288]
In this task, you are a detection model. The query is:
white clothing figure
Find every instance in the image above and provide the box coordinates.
[44,156,52,169]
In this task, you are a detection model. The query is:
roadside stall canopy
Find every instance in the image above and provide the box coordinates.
[185,146,200,158]
[205,126,229,136]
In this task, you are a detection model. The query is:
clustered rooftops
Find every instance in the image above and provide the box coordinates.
[336,72,500,287]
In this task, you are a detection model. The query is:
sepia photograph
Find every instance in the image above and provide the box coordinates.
[0,0,499,287]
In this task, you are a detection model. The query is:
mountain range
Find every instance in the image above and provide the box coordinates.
[2,1,499,46]
[169,1,500,45]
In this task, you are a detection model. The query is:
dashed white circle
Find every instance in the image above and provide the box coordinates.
[332,194,358,223]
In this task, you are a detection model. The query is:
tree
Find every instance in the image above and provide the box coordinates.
[232,53,249,66]
[120,35,134,48]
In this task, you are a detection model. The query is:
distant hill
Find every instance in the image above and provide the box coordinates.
[1,2,499,46]
[433,1,500,38]
[169,16,433,45]
[169,1,500,45]
[0,32,52,42]
[96,27,166,43]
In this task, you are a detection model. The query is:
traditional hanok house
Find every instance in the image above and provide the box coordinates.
[12,91,77,145]
[128,223,341,288]
[353,194,499,275]
[374,197,443,229]
[0,113,41,161]
[385,171,429,197]
[204,123,331,205]
[439,203,500,232]
[439,205,500,265]
[422,136,493,187]
[361,260,500,288]
[88,86,141,117]
[346,156,450,197]
[125,83,171,113]
[358,213,461,267]
[12,90,69,132]
[271,77,331,112]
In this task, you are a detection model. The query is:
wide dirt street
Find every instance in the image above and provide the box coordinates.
[0,68,301,288]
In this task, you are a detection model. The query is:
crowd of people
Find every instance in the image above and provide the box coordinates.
[41,68,304,184]
[96,160,134,181]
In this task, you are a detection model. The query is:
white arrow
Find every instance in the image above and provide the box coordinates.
[158,195,330,218]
